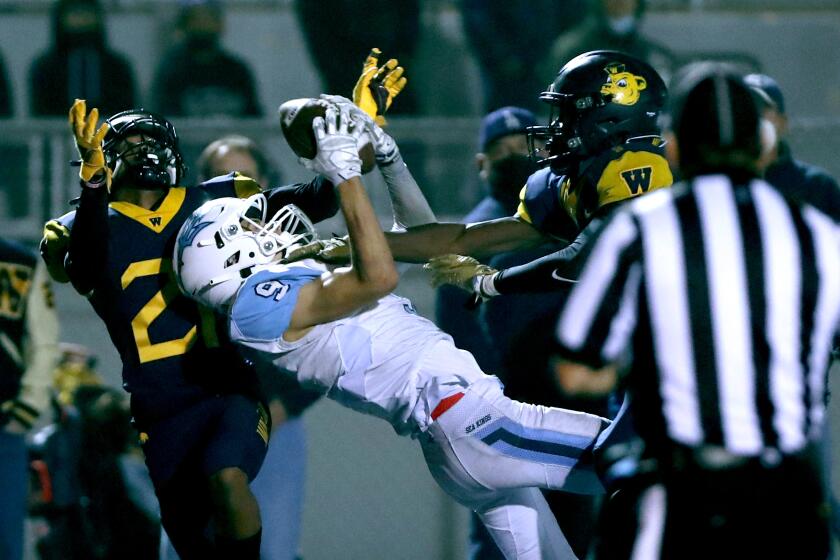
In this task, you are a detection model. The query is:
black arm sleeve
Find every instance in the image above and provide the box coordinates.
[493,215,604,294]
[264,175,339,224]
[67,186,109,295]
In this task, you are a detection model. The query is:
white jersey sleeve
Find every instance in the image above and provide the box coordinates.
[229,265,323,346]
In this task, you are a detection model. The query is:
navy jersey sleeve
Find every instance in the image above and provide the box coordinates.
[494,213,607,294]
[64,186,109,295]
[198,173,338,224]
[554,210,643,368]
[264,176,338,224]
[515,167,577,241]
[229,267,323,346]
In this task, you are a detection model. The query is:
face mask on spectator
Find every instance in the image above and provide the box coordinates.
[185,31,219,51]
[488,154,537,199]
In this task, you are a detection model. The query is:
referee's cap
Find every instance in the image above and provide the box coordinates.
[665,62,761,175]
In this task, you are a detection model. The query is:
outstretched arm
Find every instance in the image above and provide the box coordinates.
[385,216,545,263]
[285,213,546,266]
[57,100,111,295]
[320,93,435,230]
[425,213,605,297]
[285,107,398,337]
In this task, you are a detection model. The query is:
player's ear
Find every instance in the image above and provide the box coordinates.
[476,152,489,180]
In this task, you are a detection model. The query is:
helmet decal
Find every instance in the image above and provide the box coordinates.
[601,63,648,106]
[529,51,666,171]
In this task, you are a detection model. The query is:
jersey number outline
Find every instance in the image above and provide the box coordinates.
[254,279,289,301]
[122,258,218,363]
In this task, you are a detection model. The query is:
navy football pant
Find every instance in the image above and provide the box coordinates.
[141,394,268,560]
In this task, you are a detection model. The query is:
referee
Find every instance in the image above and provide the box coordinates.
[552,63,839,559]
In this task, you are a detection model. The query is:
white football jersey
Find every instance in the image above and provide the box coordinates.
[228,260,494,436]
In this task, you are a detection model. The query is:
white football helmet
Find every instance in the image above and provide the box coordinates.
[174,193,316,310]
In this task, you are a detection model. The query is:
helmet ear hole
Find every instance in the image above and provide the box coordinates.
[224,251,241,268]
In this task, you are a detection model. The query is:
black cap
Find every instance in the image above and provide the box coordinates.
[744,73,785,114]
[666,62,761,177]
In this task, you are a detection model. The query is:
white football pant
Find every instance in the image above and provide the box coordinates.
[419,379,608,559]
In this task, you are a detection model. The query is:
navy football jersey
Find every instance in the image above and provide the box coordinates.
[42,173,336,424]
[517,137,673,232]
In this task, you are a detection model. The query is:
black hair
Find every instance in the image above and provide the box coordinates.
[667,62,761,179]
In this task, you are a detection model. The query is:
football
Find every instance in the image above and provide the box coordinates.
[278,98,376,174]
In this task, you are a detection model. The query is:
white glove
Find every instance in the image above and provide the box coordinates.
[319,94,399,166]
[300,104,363,186]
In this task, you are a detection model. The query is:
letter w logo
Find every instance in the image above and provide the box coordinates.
[149,216,162,227]
[621,167,653,194]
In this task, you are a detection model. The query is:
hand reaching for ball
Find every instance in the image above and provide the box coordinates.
[278,97,377,174]
[299,104,364,186]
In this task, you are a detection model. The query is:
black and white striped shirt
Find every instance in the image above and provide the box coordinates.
[555,174,839,457]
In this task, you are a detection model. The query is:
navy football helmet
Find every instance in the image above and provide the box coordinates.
[102,109,186,189]
[528,50,667,172]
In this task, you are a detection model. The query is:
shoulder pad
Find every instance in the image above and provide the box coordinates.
[230,266,322,343]
[197,172,263,200]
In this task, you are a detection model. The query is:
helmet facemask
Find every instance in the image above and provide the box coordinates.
[110,135,179,188]
[527,90,608,172]
[236,194,317,265]
[103,110,186,190]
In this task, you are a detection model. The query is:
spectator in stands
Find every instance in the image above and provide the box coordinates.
[544,0,675,85]
[461,0,586,113]
[29,0,136,116]
[192,135,320,560]
[30,344,160,560]
[0,237,58,560]
[0,49,12,117]
[152,0,261,117]
[296,0,421,115]
[746,73,840,220]
[196,135,280,187]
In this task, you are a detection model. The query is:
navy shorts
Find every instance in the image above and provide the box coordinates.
[140,394,270,489]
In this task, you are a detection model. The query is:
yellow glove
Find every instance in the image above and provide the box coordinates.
[69,99,111,188]
[282,236,350,265]
[40,220,71,283]
[424,255,499,297]
[352,48,407,126]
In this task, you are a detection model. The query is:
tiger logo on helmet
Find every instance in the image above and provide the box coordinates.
[601,63,648,106]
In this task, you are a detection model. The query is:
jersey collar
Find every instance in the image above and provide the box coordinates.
[109,187,187,233]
